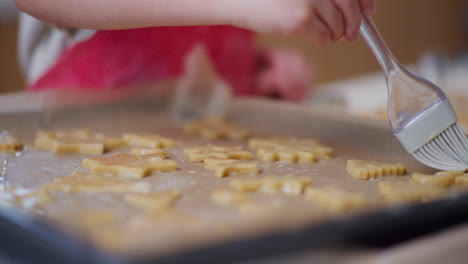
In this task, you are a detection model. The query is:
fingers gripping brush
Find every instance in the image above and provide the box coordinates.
[360,14,468,171]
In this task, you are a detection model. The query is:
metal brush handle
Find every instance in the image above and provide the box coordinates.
[359,14,446,133]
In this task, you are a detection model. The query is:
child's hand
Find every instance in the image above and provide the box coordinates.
[256,49,314,102]
[230,0,376,45]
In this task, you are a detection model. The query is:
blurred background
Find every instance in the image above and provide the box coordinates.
[0,0,466,94]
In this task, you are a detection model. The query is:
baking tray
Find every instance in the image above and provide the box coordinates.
[1,87,468,263]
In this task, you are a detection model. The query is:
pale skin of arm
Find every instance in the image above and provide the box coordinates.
[16,0,376,45]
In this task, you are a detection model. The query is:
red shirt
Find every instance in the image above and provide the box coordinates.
[31,26,258,96]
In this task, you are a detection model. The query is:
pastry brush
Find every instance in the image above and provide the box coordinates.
[360,14,468,171]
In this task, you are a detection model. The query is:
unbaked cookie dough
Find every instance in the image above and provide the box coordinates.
[12,187,53,209]
[412,171,464,188]
[77,210,117,230]
[82,152,177,178]
[124,190,180,211]
[305,186,367,212]
[9,171,153,209]
[34,129,125,155]
[0,131,22,153]
[48,170,152,194]
[130,147,168,157]
[204,158,259,177]
[184,145,252,163]
[211,189,251,206]
[256,148,316,163]
[185,145,255,177]
[230,175,312,195]
[249,137,332,163]
[346,159,407,180]
[378,181,446,203]
[454,174,468,186]
[184,117,250,140]
[123,133,179,148]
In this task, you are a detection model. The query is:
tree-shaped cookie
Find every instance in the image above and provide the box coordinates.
[35,128,125,155]
[82,153,177,178]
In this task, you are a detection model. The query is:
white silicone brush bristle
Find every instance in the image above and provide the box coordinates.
[413,123,468,171]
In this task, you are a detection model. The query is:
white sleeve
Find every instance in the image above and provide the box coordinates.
[18,13,96,85]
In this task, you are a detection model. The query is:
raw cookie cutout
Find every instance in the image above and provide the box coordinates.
[130,147,167,157]
[0,131,22,153]
[211,189,251,206]
[34,128,124,155]
[305,186,367,212]
[412,171,464,187]
[204,158,259,177]
[249,137,332,163]
[378,182,446,203]
[123,133,179,148]
[347,160,407,180]
[230,175,312,195]
[184,117,250,140]
[124,190,181,211]
[82,153,177,178]
[184,145,252,162]
[455,174,468,186]
[46,171,152,194]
